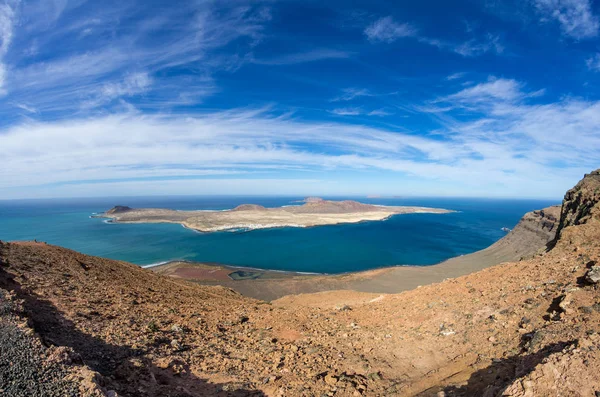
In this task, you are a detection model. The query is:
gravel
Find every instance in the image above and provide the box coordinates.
[0,290,80,397]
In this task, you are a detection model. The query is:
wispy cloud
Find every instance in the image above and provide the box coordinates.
[420,34,505,57]
[445,78,525,103]
[81,71,153,109]
[329,107,363,116]
[364,16,417,43]
[446,72,466,81]
[0,1,272,118]
[424,76,598,174]
[14,102,37,113]
[329,107,394,116]
[587,53,600,71]
[0,1,596,200]
[331,88,372,102]
[0,99,594,199]
[0,0,18,95]
[251,48,352,65]
[367,109,394,116]
[428,77,547,118]
[453,34,504,56]
[531,0,599,39]
[331,87,400,103]
[100,72,152,100]
[365,16,505,58]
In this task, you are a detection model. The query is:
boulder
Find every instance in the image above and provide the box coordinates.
[585,265,600,284]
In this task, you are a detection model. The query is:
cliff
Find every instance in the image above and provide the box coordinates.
[555,169,600,238]
[473,204,561,261]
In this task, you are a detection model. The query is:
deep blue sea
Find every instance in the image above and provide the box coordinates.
[0,196,558,273]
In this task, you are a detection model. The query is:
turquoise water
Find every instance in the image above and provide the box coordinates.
[0,196,558,273]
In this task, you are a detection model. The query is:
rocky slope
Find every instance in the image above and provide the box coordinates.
[554,169,600,238]
[0,288,101,396]
[1,171,600,396]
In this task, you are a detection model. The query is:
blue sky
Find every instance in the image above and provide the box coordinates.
[0,0,599,199]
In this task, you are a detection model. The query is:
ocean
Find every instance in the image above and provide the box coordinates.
[0,196,558,274]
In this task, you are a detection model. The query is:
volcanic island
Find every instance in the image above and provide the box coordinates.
[97,198,454,233]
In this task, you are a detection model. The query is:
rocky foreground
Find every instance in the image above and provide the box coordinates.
[98,198,452,232]
[1,171,600,396]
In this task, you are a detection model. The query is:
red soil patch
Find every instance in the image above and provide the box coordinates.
[171,267,232,281]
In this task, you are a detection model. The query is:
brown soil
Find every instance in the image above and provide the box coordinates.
[1,171,600,396]
[154,261,234,281]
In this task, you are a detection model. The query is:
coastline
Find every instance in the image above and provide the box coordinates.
[150,205,562,301]
[95,200,455,233]
[117,213,402,233]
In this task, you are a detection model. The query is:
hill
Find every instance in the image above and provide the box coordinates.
[1,170,600,396]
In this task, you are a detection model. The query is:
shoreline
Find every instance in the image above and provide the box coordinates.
[95,199,455,233]
[100,212,431,233]
[98,209,455,235]
[144,258,322,275]
[145,257,431,275]
[150,205,562,301]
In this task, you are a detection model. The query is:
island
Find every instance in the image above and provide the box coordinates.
[96,198,454,232]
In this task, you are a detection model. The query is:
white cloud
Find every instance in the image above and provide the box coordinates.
[443,77,525,105]
[587,53,600,70]
[364,16,417,43]
[428,77,599,172]
[329,107,393,116]
[331,87,400,103]
[332,88,371,102]
[0,90,597,200]
[0,0,17,95]
[446,72,466,81]
[367,109,394,116]
[434,78,547,117]
[532,0,599,39]
[453,34,504,56]
[80,72,153,108]
[0,3,596,200]
[329,107,363,116]
[252,49,352,65]
[14,103,37,113]
[101,72,151,98]
[420,34,505,57]
[0,2,273,114]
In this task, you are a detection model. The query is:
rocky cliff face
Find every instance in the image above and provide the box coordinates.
[555,170,600,239]
[500,205,561,252]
